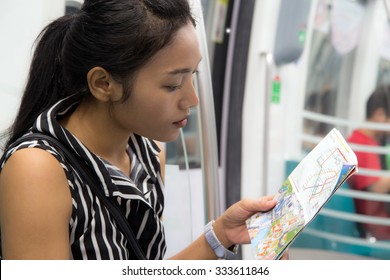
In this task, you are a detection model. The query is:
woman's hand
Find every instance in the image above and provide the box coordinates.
[213,196,277,248]
[169,195,277,260]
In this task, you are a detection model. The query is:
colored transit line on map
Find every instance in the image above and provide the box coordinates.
[246,128,358,260]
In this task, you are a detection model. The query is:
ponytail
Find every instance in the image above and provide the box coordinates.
[4,15,74,149]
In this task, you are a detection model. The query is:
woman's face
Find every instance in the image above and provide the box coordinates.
[111,22,201,142]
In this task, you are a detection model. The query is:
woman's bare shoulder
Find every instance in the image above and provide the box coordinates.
[0,147,72,259]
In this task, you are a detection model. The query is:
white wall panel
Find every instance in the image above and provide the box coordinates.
[0,0,65,135]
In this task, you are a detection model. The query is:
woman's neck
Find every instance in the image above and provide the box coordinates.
[60,100,131,175]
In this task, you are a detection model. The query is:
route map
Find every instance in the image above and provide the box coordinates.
[246,128,358,260]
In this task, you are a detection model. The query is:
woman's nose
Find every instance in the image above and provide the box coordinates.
[188,84,199,108]
[179,80,199,110]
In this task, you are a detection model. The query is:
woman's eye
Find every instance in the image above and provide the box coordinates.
[165,84,183,92]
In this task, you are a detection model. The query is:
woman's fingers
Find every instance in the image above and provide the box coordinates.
[240,196,277,214]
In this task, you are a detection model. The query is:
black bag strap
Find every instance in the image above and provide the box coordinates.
[1,133,146,260]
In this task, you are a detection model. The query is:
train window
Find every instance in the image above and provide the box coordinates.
[303,0,368,144]
[377,59,390,86]
[377,17,390,86]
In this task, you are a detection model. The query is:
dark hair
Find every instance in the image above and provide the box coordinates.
[4,0,195,148]
[366,85,390,119]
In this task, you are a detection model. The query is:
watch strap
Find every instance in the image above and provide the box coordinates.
[204,220,238,260]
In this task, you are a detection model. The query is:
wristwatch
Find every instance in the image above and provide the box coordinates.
[204,220,239,260]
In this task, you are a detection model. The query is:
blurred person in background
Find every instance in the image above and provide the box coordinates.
[347,86,390,240]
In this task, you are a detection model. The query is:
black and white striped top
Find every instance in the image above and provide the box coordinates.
[0,95,167,259]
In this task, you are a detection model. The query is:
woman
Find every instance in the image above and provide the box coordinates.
[0,0,277,259]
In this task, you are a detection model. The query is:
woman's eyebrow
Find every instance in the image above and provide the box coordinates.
[167,68,193,75]
[166,58,203,75]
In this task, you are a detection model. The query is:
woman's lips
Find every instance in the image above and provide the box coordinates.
[173,118,188,128]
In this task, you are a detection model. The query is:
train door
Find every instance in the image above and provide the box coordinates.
[238,0,390,259]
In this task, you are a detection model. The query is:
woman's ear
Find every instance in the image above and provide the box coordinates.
[86,67,122,102]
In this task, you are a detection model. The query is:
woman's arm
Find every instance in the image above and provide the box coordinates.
[0,148,72,259]
[153,140,279,260]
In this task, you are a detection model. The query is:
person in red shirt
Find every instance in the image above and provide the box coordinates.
[347,86,390,240]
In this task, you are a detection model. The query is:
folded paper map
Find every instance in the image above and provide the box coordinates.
[246,128,358,260]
